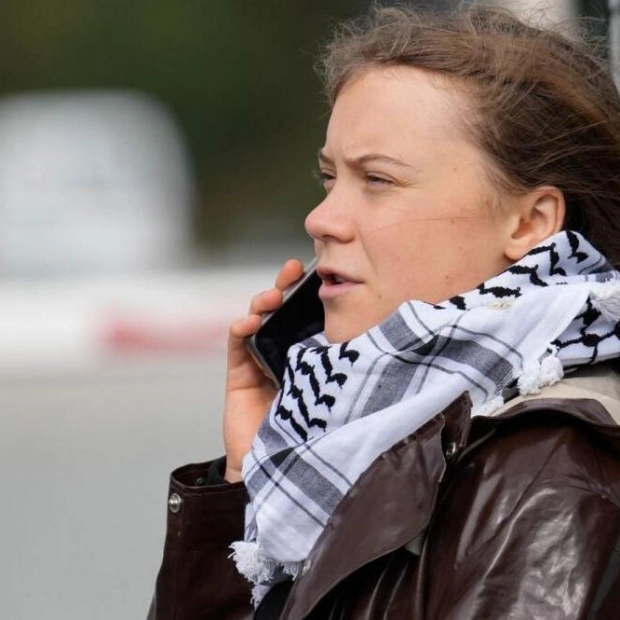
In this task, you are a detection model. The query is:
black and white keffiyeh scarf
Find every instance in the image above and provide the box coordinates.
[231,231,620,603]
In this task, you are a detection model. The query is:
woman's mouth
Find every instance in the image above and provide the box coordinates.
[325,273,347,285]
[317,268,359,299]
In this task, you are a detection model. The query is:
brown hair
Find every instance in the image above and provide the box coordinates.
[319,4,620,266]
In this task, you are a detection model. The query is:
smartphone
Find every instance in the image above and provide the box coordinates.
[246,258,324,388]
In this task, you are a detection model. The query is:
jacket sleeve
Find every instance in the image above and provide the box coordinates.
[147,460,253,620]
[422,417,620,620]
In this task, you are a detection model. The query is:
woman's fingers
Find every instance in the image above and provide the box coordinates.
[275,258,305,291]
[223,258,313,480]
[229,257,311,362]
[248,288,283,317]
[245,258,307,318]
[229,313,262,340]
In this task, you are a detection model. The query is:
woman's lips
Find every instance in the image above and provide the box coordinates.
[317,268,360,300]
[319,280,358,300]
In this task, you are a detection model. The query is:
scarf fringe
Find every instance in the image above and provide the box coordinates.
[282,561,303,579]
[229,541,303,584]
[590,283,620,321]
[472,394,505,417]
[229,541,276,584]
[230,541,303,606]
[518,354,564,395]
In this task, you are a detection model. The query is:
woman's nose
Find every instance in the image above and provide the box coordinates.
[305,191,354,243]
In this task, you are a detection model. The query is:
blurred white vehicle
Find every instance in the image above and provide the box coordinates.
[0,90,194,277]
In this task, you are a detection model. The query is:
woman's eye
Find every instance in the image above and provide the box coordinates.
[314,169,336,188]
[366,175,392,186]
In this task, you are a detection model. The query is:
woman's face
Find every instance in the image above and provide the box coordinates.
[305,66,518,343]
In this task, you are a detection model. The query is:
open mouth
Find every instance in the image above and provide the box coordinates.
[324,273,348,285]
[317,267,359,302]
[317,268,359,297]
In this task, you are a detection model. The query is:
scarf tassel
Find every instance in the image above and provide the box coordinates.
[518,354,564,395]
[590,283,620,321]
[472,394,505,417]
[229,541,304,584]
[229,541,276,584]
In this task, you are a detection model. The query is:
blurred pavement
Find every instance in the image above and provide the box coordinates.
[0,356,229,620]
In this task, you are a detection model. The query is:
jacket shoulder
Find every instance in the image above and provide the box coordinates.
[494,361,620,423]
[423,393,620,620]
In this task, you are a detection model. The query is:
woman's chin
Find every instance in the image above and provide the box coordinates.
[323,316,370,344]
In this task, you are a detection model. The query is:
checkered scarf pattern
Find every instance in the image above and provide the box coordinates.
[231,231,620,603]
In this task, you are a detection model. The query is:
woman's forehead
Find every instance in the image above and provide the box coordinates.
[323,66,475,160]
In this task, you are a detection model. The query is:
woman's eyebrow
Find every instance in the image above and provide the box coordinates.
[317,149,414,169]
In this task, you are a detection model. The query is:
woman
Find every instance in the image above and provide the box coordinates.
[148,6,620,619]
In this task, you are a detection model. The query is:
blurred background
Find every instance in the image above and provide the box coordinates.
[0,0,611,618]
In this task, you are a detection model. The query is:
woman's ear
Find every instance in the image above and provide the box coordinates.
[504,186,566,261]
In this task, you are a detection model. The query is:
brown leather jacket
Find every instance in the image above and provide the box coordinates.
[147,371,620,619]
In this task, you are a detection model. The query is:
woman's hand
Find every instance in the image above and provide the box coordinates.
[223,259,306,482]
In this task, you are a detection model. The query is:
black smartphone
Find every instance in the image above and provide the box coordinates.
[246,259,324,388]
